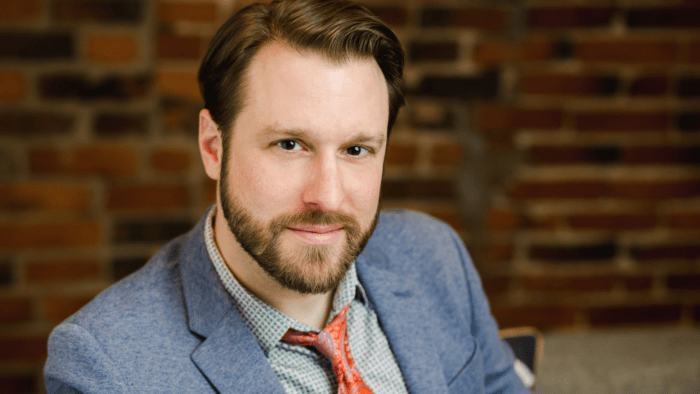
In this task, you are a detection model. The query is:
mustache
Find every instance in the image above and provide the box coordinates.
[269,209,360,233]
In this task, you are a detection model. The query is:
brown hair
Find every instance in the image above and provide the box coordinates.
[198,0,404,141]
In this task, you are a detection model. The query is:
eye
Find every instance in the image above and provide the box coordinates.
[277,140,302,151]
[345,146,368,156]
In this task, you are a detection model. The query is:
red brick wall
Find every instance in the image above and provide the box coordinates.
[1,0,699,391]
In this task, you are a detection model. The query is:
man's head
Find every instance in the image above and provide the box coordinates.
[198,0,404,295]
[198,0,404,142]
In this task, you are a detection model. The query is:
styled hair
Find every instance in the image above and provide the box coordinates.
[197,0,405,141]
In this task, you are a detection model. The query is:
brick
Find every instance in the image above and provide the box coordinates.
[30,145,139,177]
[94,112,148,136]
[568,213,657,230]
[408,102,454,129]
[367,6,408,27]
[0,32,74,59]
[485,209,521,231]
[524,215,560,230]
[25,259,101,283]
[150,149,192,172]
[522,275,614,292]
[481,275,511,298]
[40,73,149,100]
[529,242,616,262]
[53,0,143,23]
[156,34,202,60]
[0,260,11,287]
[492,305,577,329]
[114,219,193,243]
[0,0,42,22]
[42,295,93,321]
[384,143,417,166]
[0,337,47,362]
[521,73,618,96]
[475,105,563,132]
[161,96,202,133]
[667,212,700,229]
[86,34,138,63]
[107,184,189,211]
[510,180,606,200]
[625,275,653,291]
[577,40,678,63]
[0,375,36,394]
[611,180,700,199]
[421,7,508,31]
[0,110,73,136]
[0,221,100,249]
[528,7,615,28]
[473,38,571,64]
[690,41,700,63]
[0,71,27,101]
[381,179,455,199]
[409,41,458,62]
[158,1,216,23]
[527,145,620,165]
[627,7,700,28]
[156,70,200,100]
[589,304,682,326]
[678,113,700,131]
[623,146,700,164]
[482,243,514,263]
[666,274,700,290]
[112,256,148,280]
[629,76,669,96]
[430,144,462,167]
[0,182,90,212]
[414,70,499,99]
[203,178,216,204]
[678,77,700,97]
[0,298,32,323]
[631,245,700,261]
[575,111,671,132]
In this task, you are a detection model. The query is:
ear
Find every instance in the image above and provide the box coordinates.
[198,109,223,181]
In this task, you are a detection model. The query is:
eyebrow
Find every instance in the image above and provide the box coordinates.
[262,126,387,147]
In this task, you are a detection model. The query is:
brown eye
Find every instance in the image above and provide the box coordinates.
[346,146,365,156]
[278,140,299,150]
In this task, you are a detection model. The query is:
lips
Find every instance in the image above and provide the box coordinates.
[288,224,344,245]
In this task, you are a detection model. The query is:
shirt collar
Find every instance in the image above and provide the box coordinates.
[203,205,366,356]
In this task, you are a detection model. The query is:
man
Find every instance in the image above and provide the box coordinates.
[44,0,529,393]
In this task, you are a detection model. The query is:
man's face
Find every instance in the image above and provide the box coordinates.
[219,43,389,294]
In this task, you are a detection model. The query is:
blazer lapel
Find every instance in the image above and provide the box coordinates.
[191,308,286,394]
[179,212,286,394]
[356,249,449,394]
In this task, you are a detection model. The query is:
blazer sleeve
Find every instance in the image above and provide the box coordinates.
[44,322,131,394]
[447,227,530,394]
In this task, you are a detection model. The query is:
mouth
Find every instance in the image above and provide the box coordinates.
[287,224,344,245]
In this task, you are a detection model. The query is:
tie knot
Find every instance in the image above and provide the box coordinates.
[280,303,374,393]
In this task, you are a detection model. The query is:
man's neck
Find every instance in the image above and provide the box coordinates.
[212,206,335,330]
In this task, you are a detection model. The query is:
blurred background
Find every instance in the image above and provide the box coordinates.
[0,0,699,392]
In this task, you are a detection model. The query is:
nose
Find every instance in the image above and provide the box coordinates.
[301,153,343,212]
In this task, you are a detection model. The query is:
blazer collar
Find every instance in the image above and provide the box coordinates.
[179,210,286,393]
[355,216,449,394]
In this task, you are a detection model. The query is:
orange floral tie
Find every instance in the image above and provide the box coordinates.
[282,303,373,394]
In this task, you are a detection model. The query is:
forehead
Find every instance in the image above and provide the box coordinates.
[234,42,390,140]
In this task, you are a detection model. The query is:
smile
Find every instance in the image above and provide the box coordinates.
[287,225,344,245]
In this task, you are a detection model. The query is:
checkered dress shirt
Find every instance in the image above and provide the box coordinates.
[204,207,409,394]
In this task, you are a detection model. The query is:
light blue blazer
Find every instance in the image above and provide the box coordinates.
[44,209,528,393]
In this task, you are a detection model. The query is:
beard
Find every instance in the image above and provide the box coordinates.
[218,155,379,294]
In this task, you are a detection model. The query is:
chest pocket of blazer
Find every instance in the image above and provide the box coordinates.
[446,336,485,394]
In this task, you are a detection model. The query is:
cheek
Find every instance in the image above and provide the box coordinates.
[346,163,383,211]
[234,154,304,210]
